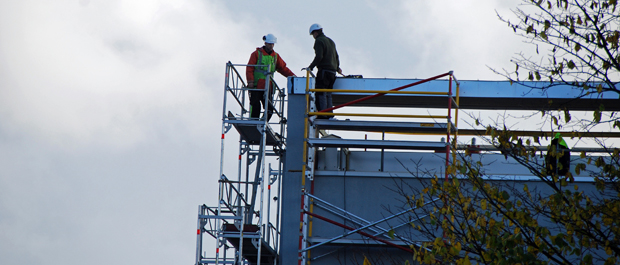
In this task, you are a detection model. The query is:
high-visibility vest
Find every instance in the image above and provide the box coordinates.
[253,50,277,86]
[554,132,568,148]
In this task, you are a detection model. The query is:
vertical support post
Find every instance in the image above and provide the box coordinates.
[256,65,272,265]
[452,80,460,171]
[274,162,282,265]
[380,131,385,172]
[299,69,313,265]
[267,164,272,246]
[238,208,246,265]
[195,206,203,265]
[215,63,233,265]
[445,74,453,180]
[300,191,310,265]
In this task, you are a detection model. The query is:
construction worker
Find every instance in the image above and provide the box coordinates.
[546,132,571,176]
[246,34,296,120]
[307,24,342,119]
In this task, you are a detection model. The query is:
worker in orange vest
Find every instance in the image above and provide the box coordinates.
[246,34,296,121]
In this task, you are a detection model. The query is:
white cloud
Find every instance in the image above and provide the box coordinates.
[0,1,249,264]
[0,0,253,150]
[370,0,525,79]
[0,1,540,265]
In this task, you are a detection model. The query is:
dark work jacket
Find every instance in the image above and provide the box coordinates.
[309,32,339,71]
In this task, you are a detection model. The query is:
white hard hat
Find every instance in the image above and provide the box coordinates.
[263,34,277,44]
[309,23,322,35]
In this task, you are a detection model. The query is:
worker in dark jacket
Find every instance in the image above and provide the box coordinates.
[247,34,296,120]
[307,24,342,119]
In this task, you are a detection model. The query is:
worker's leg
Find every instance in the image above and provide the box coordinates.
[315,70,336,118]
[265,85,274,121]
[324,71,337,114]
[249,90,264,118]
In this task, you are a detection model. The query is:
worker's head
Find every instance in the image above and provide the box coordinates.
[263,34,277,52]
[309,23,322,38]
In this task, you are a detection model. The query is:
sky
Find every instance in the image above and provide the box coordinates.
[0,0,526,264]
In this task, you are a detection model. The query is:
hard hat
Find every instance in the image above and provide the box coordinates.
[309,23,322,35]
[263,34,277,44]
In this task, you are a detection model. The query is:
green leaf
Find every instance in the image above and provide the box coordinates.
[564,109,571,122]
[388,229,395,240]
[593,110,601,123]
[501,191,510,200]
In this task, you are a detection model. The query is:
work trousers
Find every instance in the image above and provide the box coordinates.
[249,87,274,121]
[315,69,337,119]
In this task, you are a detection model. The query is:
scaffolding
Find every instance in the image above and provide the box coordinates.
[298,70,460,265]
[194,60,620,264]
[195,62,286,265]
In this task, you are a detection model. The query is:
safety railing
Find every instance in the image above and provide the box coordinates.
[298,70,460,265]
[224,61,287,123]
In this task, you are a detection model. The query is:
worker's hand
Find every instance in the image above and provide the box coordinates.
[337,68,343,75]
[247,82,254,88]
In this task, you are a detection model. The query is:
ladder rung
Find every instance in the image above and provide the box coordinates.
[198,215,243,220]
[221,232,261,239]
[199,258,238,264]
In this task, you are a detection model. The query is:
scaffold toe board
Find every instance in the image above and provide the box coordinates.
[307,138,447,150]
[312,119,450,133]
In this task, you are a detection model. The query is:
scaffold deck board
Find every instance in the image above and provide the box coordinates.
[227,119,282,146]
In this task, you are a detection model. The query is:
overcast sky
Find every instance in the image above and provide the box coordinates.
[0,0,526,264]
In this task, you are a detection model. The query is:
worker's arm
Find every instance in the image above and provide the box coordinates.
[276,54,296,77]
[308,40,324,70]
[336,49,341,74]
[246,50,257,87]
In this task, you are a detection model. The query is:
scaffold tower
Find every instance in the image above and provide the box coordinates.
[195,62,286,265]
